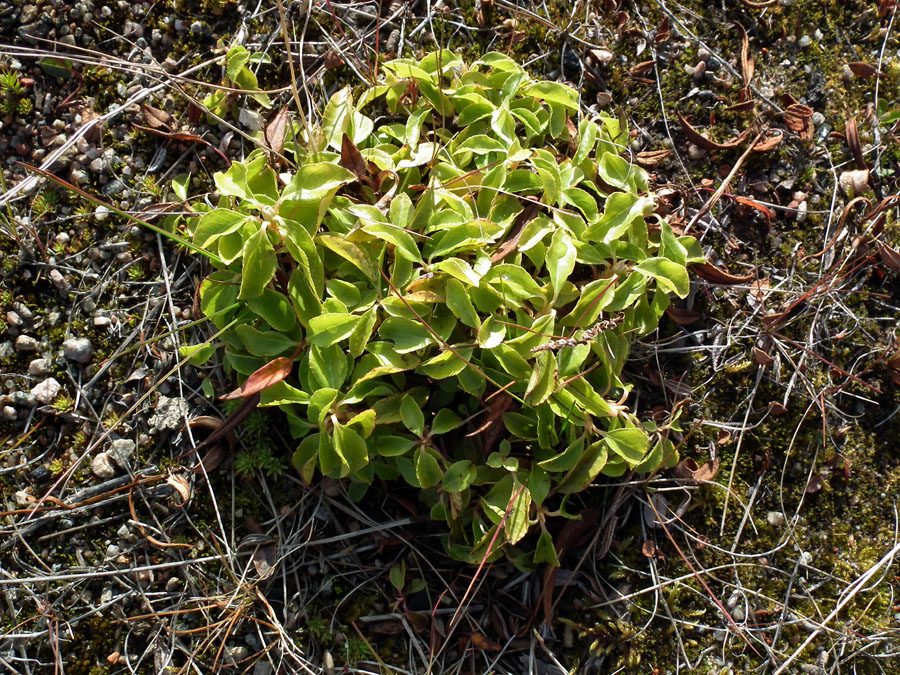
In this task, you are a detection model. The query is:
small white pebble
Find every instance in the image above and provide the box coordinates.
[767,511,785,527]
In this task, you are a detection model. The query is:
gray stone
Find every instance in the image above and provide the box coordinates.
[63,337,93,363]
[29,358,52,376]
[1,406,16,421]
[12,303,33,321]
[148,396,188,431]
[49,269,70,290]
[6,311,23,327]
[31,377,61,405]
[0,341,12,360]
[91,452,116,479]
[15,335,39,352]
[108,439,136,469]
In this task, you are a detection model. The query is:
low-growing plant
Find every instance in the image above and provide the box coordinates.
[181,50,704,564]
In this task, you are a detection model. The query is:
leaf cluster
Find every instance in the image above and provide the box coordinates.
[182,50,703,564]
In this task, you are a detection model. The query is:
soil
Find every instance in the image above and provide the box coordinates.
[1,0,900,673]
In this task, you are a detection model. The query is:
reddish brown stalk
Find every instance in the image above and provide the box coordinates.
[773,332,881,394]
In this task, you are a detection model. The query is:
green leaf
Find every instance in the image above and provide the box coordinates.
[247,288,296,332]
[235,325,298,357]
[375,435,417,457]
[457,134,507,155]
[347,408,377,438]
[604,426,650,466]
[418,348,471,379]
[362,222,423,264]
[318,234,378,283]
[333,421,369,477]
[584,192,649,242]
[534,530,560,566]
[442,460,476,493]
[546,228,576,302]
[321,86,353,150]
[444,278,480,328]
[308,388,339,427]
[349,307,378,358]
[239,227,277,300]
[538,435,585,473]
[525,351,556,406]
[505,483,531,544]
[180,343,216,366]
[415,448,443,488]
[287,266,323,327]
[379,316,432,353]
[556,441,608,494]
[521,80,579,110]
[597,153,636,191]
[226,46,251,83]
[282,163,356,201]
[200,271,241,329]
[194,209,248,249]
[431,408,464,435]
[477,314,505,349]
[307,313,362,347]
[400,394,426,437]
[634,258,690,298]
[308,344,349,389]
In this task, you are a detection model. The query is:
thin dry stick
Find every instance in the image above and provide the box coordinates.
[684,130,765,235]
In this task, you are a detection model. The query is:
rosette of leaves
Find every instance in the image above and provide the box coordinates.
[182,50,704,564]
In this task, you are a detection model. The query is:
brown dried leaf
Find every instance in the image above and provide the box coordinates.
[767,401,788,416]
[736,22,753,87]
[629,60,656,77]
[340,132,368,184]
[847,62,881,78]
[80,108,104,144]
[635,148,672,166]
[805,474,825,494]
[845,117,867,170]
[878,242,900,272]
[193,443,227,473]
[665,306,701,325]
[783,103,814,133]
[690,262,755,284]
[693,458,720,482]
[677,112,752,151]
[641,540,658,558]
[655,16,671,44]
[491,201,539,263]
[220,357,293,401]
[323,49,345,70]
[471,632,502,652]
[724,100,757,114]
[672,457,699,479]
[140,104,174,131]
[752,129,783,152]
[264,106,290,156]
[166,472,192,506]
[753,346,775,365]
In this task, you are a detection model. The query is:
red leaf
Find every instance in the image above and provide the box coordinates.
[847,62,881,78]
[665,306,701,325]
[220,357,293,401]
[340,132,368,183]
[690,262,755,284]
[677,112,752,151]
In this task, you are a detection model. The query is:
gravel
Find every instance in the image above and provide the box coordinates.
[15,335,40,352]
[62,337,93,363]
[30,377,61,405]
